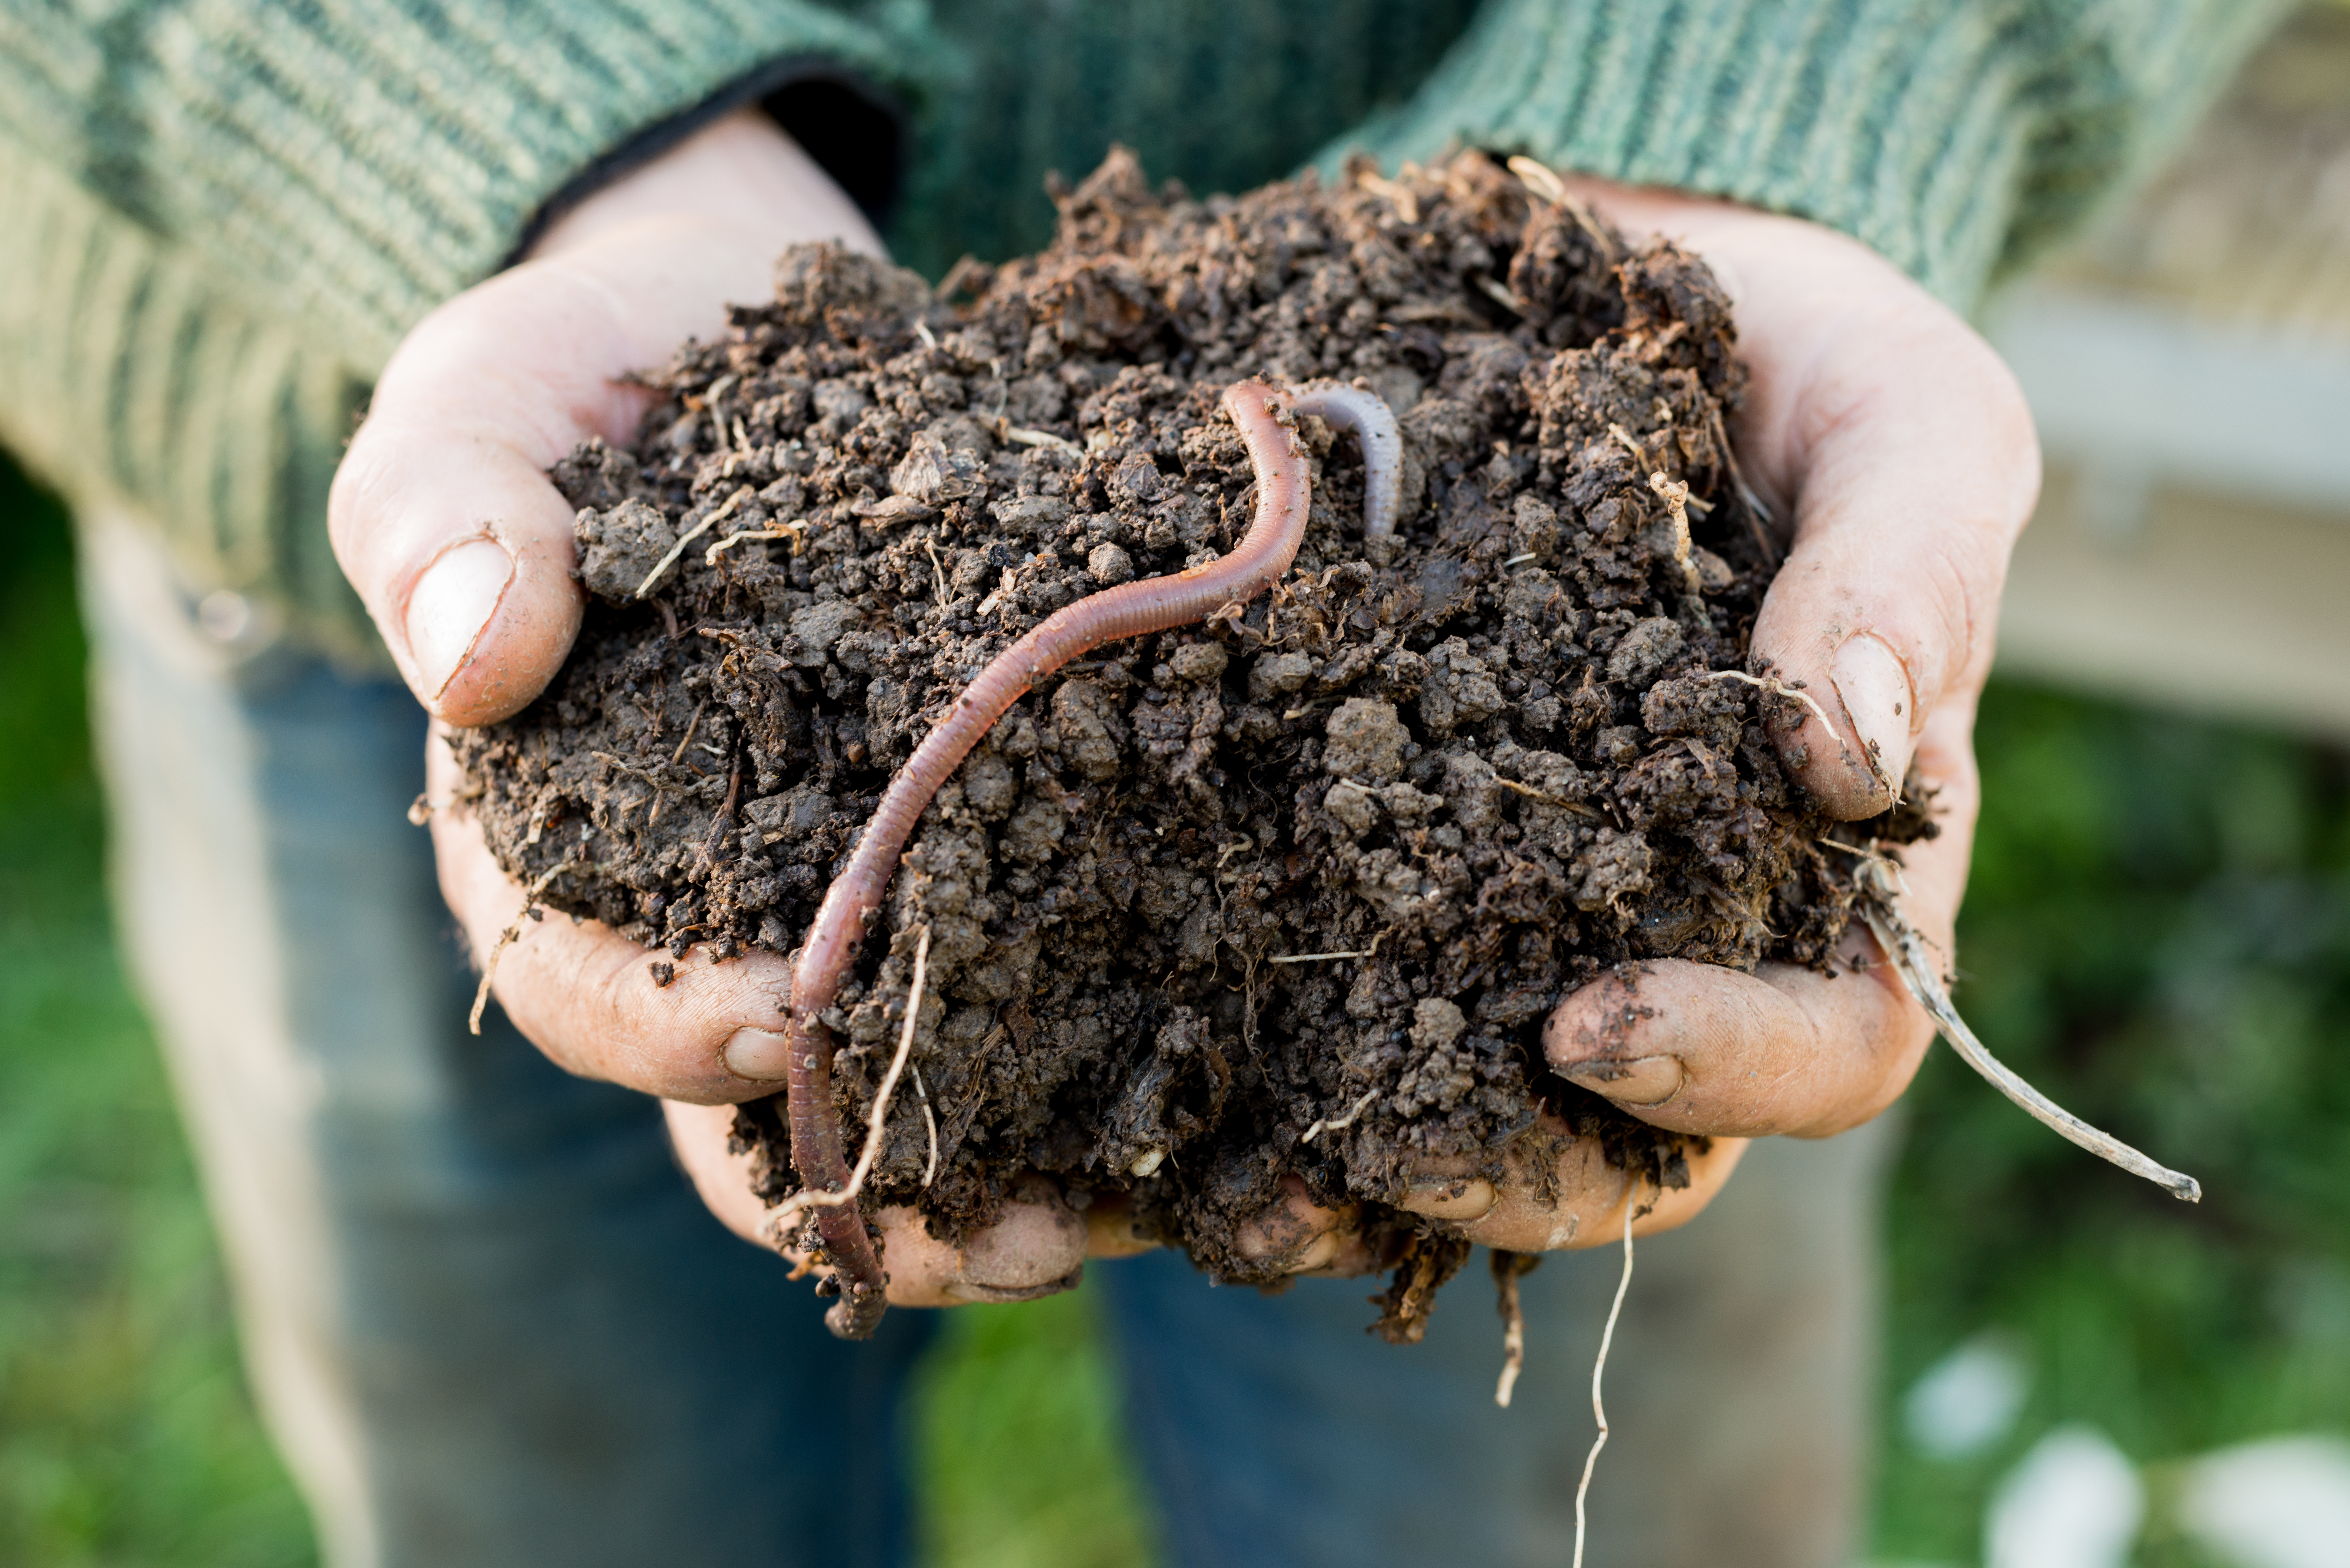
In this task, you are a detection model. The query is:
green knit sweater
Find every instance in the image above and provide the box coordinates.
[0,0,2290,661]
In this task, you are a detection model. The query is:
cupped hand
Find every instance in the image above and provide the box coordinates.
[1237,176,2032,1274]
[345,110,1091,1305]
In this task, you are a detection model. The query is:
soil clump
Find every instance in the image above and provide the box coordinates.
[450,150,1929,1336]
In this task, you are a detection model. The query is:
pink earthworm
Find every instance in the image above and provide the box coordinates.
[785,377,1399,1338]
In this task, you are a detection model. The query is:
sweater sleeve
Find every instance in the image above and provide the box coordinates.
[1323,0,2294,310]
[0,0,943,371]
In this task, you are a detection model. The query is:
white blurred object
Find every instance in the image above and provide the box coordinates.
[1904,1335,2032,1461]
[1985,1426,2144,1568]
[2178,1435,2350,1568]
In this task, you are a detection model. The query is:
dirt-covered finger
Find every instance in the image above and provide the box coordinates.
[1543,954,1929,1139]
[1234,1175,1376,1275]
[1410,1129,1746,1252]
[663,1104,1083,1304]
[427,731,795,1103]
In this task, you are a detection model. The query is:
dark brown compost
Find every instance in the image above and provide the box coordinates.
[450,150,1929,1337]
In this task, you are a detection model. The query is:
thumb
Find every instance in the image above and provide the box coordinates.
[329,111,881,725]
[1738,258,2038,818]
[329,224,782,724]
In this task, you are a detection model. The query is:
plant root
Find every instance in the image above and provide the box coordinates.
[468,856,579,1036]
[1573,1193,1644,1568]
[1492,1249,1540,1408]
[1857,856,2202,1202]
[1300,1088,1380,1144]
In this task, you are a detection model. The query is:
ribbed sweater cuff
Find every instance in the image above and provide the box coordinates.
[56,2,937,369]
[1328,0,2289,311]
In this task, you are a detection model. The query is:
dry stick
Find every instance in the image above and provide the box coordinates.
[781,379,1402,1339]
[468,857,580,1035]
[1857,858,2202,1202]
[1573,1195,1641,1568]
[762,925,934,1247]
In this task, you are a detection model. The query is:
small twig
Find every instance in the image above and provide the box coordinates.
[1300,1088,1379,1143]
[1270,949,1376,965]
[1475,275,1526,315]
[469,857,579,1035]
[668,700,708,765]
[911,1064,939,1188]
[996,422,1082,458]
[1573,1194,1641,1568]
[923,537,952,602]
[1858,861,2201,1202]
[1703,669,1835,733]
[636,486,753,598]
[1494,775,1599,818]
[914,318,939,351]
[1355,167,1420,224]
[763,925,934,1245]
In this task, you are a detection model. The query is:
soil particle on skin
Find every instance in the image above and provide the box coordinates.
[450,149,1930,1336]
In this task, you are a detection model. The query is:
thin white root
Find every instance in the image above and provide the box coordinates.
[1301,1089,1380,1143]
[705,524,802,565]
[1270,949,1376,965]
[912,1064,940,1188]
[468,858,579,1036]
[996,422,1083,457]
[1493,1254,1530,1409]
[1858,859,2202,1203]
[635,485,753,598]
[763,925,933,1244]
[1703,669,1836,734]
[1573,1195,1640,1568]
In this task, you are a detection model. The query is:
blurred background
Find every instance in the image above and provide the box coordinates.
[4,9,2347,1566]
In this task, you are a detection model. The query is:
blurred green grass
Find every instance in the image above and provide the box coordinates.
[2,444,2344,1565]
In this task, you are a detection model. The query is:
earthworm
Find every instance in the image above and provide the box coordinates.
[784,377,1398,1338]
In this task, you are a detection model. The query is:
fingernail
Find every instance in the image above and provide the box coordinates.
[1286,1230,1341,1273]
[945,1267,1084,1304]
[406,538,513,698]
[724,1027,793,1081]
[1831,632,1916,800]
[1402,1177,1498,1221]
[1561,1054,1684,1107]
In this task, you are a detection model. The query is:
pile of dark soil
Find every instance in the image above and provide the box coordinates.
[451,150,1926,1334]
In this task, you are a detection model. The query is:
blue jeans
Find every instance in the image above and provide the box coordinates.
[83,512,1890,1568]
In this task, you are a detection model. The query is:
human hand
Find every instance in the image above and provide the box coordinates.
[342,110,1089,1305]
[1235,177,2032,1272]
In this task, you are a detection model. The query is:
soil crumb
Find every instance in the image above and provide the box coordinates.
[451,150,1929,1333]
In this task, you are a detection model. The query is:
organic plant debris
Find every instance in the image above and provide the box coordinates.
[449,149,1930,1338]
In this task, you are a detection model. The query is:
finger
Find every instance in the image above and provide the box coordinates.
[1741,270,2034,817]
[330,112,881,725]
[1543,695,1981,1138]
[1440,1131,1748,1254]
[663,1103,1086,1305]
[1572,181,2037,818]
[1233,1175,1378,1276]
[875,1180,1088,1306]
[1081,1191,1161,1259]
[429,729,795,1102]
